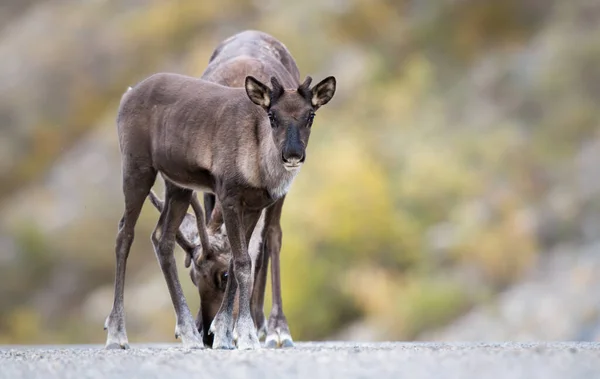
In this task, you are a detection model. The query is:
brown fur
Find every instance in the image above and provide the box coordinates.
[168,31,321,348]
[195,31,306,349]
[104,31,336,350]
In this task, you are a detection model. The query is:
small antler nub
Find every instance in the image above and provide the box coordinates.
[298,75,313,100]
[300,76,312,89]
[270,76,285,101]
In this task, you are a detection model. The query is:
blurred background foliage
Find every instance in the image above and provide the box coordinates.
[1,0,600,344]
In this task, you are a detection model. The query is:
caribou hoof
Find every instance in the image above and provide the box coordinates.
[104,314,130,350]
[105,342,130,350]
[257,319,268,341]
[265,328,294,349]
[235,317,261,350]
[209,317,235,350]
[175,323,204,349]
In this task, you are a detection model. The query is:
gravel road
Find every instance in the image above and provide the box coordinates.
[1,342,599,379]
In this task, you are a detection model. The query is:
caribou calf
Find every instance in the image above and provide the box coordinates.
[148,189,268,347]
[104,72,336,350]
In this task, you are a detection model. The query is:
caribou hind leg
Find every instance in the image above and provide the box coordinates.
[104,162,156,350]
[251,240,269,340]
[204,192,216,222]
[151,181,203,349]
[264,197,294,348]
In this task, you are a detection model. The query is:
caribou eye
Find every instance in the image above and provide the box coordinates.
[307,112,315,127]
[268,112,277,127]
[216,271,228,291]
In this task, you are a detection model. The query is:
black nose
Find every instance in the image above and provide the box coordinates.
[283,125,305,163]
[282,151,304,163]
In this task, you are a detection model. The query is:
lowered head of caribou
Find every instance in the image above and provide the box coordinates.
[147,190,264,348]
[244,75,336,172]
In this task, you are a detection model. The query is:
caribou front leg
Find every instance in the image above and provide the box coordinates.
[207,258,237,349]
[211,199,261,350]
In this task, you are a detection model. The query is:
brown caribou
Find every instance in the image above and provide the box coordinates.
[103,37,336,349]
[190,30,307,349]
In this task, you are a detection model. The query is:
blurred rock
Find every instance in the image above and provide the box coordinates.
[419,242,600,341]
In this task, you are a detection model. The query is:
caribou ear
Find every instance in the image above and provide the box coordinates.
[183,241,198,269]
[194,249,203,267]
[245,76,271,108]
[194,247,213,267]
[311,76,336,109]
[185,252,193,268]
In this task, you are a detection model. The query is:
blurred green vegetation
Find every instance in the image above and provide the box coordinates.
[0,0,597,344]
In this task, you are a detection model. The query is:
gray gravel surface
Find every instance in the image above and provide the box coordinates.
[1,342,599,379]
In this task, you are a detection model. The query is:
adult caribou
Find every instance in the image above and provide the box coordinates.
[103,31,336,350]
[195,31,307,349]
